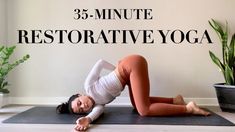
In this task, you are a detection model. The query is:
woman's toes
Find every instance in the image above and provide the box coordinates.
[186,101,210,116]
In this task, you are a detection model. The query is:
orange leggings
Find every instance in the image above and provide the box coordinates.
[118,55,187,116]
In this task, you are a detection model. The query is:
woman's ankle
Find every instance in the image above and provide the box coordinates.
[186,102,193,113]
[173,95,186,105]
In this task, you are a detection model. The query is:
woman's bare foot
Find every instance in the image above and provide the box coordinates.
[186,101,210,116]
[173,95,186,105]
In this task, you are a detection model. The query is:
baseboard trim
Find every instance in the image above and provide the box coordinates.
[7,97,219,106]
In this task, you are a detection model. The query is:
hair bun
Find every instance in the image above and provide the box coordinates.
[56,102,70,114]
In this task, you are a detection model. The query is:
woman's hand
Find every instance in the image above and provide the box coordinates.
[74,117,91,131]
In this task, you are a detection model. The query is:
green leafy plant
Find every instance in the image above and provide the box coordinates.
[0,45,30,93]
[209,19,235,85]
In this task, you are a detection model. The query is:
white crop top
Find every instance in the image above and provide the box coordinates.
[83,59,124,121]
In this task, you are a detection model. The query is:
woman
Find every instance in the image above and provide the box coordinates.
[57,55,210,131]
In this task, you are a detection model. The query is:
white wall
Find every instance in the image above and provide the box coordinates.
[5,0,235,105]
[0,0,6,44]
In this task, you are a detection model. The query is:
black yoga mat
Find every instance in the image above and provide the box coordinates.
[2,106,235,126]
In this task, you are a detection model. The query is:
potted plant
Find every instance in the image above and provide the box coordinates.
[208,19,235,112]
[0,45,30,108]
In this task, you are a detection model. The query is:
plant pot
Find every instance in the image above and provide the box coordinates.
[213,83,235,112]
[0,93,9,108]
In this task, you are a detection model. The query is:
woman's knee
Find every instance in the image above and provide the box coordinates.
[137,107,150,116]
[138,110,149,116]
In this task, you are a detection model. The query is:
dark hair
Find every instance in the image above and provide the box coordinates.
[56,94,80,114]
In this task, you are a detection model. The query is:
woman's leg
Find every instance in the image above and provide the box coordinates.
[149,97,173,104]
[118,55,188,116]
[128,88,175,108]
[150,95,186,105]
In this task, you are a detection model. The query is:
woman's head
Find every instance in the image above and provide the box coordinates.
[56,94,94,114]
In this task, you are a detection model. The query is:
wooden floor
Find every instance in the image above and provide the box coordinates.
[0,105,235,132]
